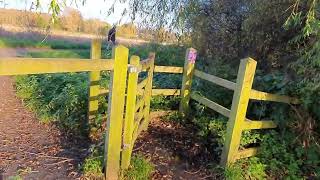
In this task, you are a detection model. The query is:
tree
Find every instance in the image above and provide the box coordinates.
[60,7,83,32]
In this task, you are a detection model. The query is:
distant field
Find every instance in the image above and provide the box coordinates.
[0,24,150,47]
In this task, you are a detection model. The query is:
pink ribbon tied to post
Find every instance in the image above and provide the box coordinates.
[188,50,197,64]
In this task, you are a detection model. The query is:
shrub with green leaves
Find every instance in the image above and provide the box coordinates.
[225,157,267,180]
[15,73,90,135]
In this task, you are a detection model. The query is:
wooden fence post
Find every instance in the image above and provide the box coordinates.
[220,58,257,166]
[179,48,197,115]
[121,55,140,170]
[104,45,129,179]
[88,39,101,137]
[142,53,155,131]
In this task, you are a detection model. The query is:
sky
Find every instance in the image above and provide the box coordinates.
[2,0,131,24]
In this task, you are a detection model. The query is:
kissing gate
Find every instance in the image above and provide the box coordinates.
[0,40,299,179]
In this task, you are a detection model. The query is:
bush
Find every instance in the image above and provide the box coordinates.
[15,73,90,135]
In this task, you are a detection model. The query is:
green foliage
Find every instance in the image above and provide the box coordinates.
[82,150,104,178]
[28,50,90,58]
[123,155,154,180]
[225,158,267,180]
[7,175,23,180]
[129,44,186,66]
[165,111,185,123]
[14,49,110,136]
[15,73,90,134]
[259,131,320,179]
[151,96,180,110]
[225,163,244,180]
[240,130,263,147]
[0,37,90,49]
[0,37,49,48]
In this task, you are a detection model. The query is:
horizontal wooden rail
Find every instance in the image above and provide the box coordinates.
[250,89,299,104]
[194,70,236,91]
[0,58,113,76]
[191,93,231,117]
[152,89,180,96]
[154,66,183,74]
[100,88,109,95]
[100,88,181,97]
[243,119,277,130]
[236,147,259,160]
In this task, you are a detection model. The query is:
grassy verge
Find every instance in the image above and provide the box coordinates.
[0,36,92,49]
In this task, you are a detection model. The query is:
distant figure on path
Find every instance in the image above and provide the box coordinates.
[107,26,116,45]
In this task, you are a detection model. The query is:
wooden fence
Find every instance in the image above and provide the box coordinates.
[178,53,299,166]
[0,39,299,179]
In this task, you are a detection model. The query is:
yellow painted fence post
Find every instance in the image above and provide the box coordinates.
[88,39,102,138]
[142,53,155,130]
[179,48,197,115]
[121,56,140,169]
[220,58,257,166]
[104,45,129,179]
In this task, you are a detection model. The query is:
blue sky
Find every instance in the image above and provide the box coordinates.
[4,0,130,24]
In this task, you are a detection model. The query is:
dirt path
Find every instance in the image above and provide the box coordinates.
[0,49,88,179]
[134,112,219,180]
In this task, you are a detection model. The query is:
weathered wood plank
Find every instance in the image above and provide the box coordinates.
[194,70,236,91]
[152,89,181,96]
[221,58,257,166]
[250,89,299,104]
[140,58,153,70]
[121,56,140,169]
[236,148,259,160]
[100,88,109,95]
[154,66,183,74]
[135,98,145,112]
[132,120,144,143]
[179,48,197,115]
[243,119,277,130]
[88,40,102,131]
[137,78,148,91]
[0,58,113,76]
[191,93,231,117]
[142,53,155,130]
[135,109,145,123]
[104,45,129,179]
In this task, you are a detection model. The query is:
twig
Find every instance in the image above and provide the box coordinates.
[133,142,146,151]
[184,169,201,174]
[24,152,77,161]
[46,159,75,166]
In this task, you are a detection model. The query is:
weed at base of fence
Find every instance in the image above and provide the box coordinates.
[123,155,154,180]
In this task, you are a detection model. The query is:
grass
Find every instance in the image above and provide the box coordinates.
[123,155,154,180]
[81,145,154,180]
[0,36,91,49]
[28,49,91,58]
[82,154,104,179]
[7,175,23,180]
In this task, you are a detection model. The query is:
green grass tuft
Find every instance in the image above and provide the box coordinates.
[123,155,154,180]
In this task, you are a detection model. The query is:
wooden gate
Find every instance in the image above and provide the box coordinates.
[104,53,155,179]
